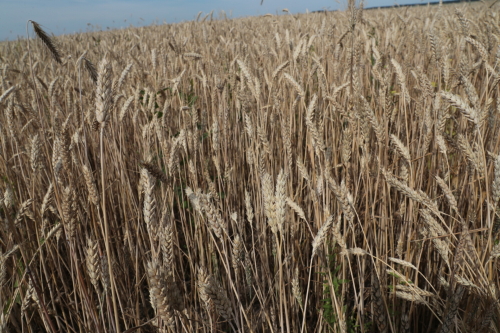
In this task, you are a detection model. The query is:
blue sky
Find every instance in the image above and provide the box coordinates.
[1,0,442,41]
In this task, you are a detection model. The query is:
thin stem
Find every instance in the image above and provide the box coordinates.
[300,254,314,333]
[100,127,120,332]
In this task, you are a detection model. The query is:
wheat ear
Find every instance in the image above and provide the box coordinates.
[0,86,15,104]
[29,21,62,64]
[83,57,98,84]
[86,237,101,291]
[372,267,388,333]
[147,261,176,328]
[439,286,465,333]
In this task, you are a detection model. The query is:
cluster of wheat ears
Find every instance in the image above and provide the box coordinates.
[1,1,500,332]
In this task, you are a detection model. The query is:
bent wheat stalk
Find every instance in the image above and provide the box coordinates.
[301,215,333,333]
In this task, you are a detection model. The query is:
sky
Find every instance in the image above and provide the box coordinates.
[1,0,448,41]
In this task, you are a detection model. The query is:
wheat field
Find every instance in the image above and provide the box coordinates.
[1,1,500,332]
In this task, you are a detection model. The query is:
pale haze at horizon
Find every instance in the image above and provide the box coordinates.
[2,0,448,41]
